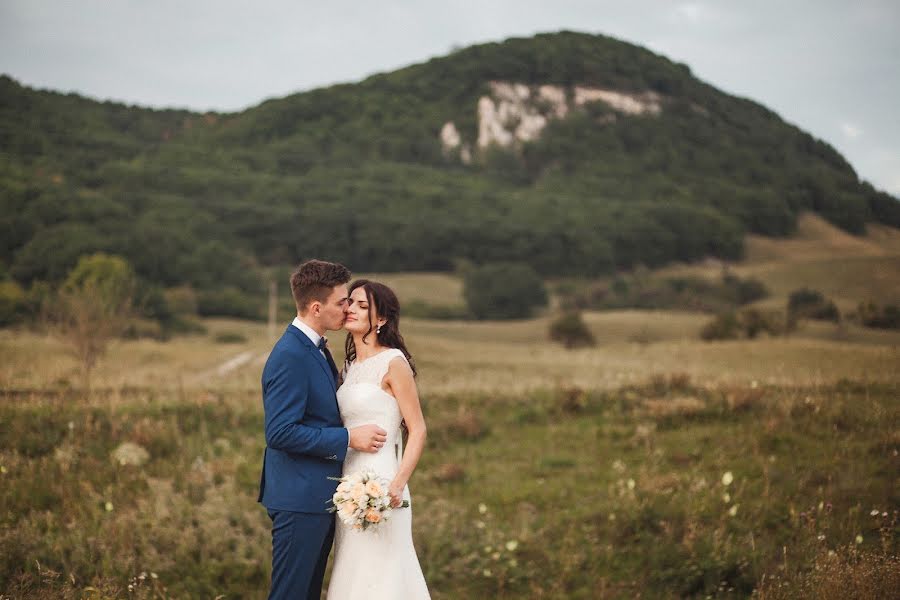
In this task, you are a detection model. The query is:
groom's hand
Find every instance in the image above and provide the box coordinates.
[349,424,388,453]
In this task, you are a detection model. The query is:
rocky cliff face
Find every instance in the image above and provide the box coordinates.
[441,81,663,163]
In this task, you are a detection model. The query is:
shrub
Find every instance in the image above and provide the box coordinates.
[700,311,741,341]
[549,311,596,348]
[463,262,548,320]
[857,301,900,330]
[788,288,840,322]
[700,309,785,341]
[726,274,768,305]
[561,272,768,313]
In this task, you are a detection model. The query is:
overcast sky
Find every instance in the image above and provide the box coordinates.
[2,0,898,195]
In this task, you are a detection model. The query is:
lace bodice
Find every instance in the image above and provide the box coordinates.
[337,348,409,472]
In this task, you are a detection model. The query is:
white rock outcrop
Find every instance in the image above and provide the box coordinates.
[440,81,664,159]
[573,87,661,115]
[440,121,461,150]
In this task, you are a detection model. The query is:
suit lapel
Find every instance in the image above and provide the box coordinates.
[286,325,337,393]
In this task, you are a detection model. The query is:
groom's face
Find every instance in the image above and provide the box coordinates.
[317,284,350,331]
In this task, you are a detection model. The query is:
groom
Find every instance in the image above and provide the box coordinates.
[259,259,388,600]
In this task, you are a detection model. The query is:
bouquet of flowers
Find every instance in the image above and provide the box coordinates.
[328,471,409,532]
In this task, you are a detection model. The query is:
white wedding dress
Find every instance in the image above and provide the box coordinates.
[327,349,430,599]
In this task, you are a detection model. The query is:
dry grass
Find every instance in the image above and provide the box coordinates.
[3,310,899,397]
[656,213,900,307]
[743,212,897,263]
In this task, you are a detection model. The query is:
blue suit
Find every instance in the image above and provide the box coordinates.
[259,325,349,600]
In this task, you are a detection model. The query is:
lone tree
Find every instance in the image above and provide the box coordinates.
[463,262,548,320]
[549,311,596,349]
[49,253,135,389]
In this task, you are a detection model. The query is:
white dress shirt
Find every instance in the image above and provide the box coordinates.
[292,316,326,358]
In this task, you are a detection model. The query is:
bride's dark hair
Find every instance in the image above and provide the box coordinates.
[344,279,417,376]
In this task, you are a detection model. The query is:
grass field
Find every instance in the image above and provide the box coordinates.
[2,214,899,598]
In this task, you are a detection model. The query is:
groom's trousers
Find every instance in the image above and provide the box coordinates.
[268,510,335,600]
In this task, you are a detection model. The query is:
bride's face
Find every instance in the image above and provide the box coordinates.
[344,287,384,335]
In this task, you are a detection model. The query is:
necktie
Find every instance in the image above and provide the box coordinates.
[318,337,339,383]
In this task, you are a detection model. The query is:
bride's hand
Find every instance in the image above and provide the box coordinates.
[388,481,404,508]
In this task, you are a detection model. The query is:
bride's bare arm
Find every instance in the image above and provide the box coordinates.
[383,356,427,507]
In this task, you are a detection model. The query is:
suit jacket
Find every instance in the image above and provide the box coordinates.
[258,325,349,513]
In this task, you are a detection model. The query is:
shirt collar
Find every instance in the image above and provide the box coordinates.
[291,316,324,348]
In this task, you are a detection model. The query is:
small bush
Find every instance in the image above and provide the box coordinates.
[561,272,768,313]
[701,309,785,341]
[700,311,741,340]
[788,288,840,322]
[463,262,548,320]
[548,311,596,348]
[856,301,900,330]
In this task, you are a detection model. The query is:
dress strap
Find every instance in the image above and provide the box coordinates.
[371,348,407,385]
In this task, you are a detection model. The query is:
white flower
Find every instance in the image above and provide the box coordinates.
[855,534,863,544]
[870,509,880,516]
[721,471,734,486]
[728,504,738,517]
[483,569,492,577]
[722,493,731,503]
[627,478,635,490]
[505,540,519,552]
[817,534,825,541]
[104,501,114,512]
[478,503,488,514]
[475,520,485,529]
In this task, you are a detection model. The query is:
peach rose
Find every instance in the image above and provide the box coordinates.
[364,509,382,523]
[350,483,367,503]
[365,480,384,497]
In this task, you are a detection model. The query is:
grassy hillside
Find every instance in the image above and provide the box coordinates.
[656,213,900,312]
[2,32,899,323]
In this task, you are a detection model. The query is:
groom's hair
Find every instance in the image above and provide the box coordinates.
[290,259,351,313]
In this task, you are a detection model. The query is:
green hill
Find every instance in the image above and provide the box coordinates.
[1,31,898,317]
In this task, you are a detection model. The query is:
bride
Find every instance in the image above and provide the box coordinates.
[326,279,430,599]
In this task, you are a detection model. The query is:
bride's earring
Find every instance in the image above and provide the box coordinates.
[376,324,382,334]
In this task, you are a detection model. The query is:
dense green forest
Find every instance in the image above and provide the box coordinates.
[2,31,898,319]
